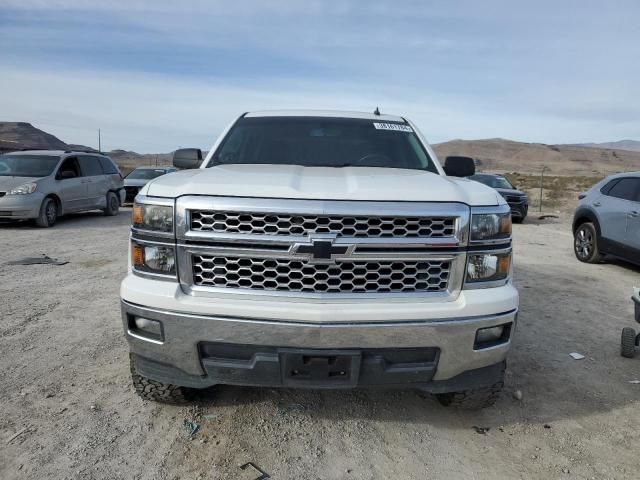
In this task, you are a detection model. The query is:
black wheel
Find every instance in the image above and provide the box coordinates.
[621,327,637,359]
[35,197,58,228]
[513,216,524,224]
[436,363,505,410]
[103,191,119,216]
[436,382,503,409]
[129,355,191,404]
[573,222,603,263]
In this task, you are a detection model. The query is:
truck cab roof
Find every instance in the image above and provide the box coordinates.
[244,110,406,122]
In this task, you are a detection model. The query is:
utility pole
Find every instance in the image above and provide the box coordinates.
[98,129,101,153]
[538,166,548,212]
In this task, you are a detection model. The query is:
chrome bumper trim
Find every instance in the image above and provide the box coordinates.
[122,299,517,381]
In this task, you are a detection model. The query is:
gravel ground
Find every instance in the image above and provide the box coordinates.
[1,209,639,480]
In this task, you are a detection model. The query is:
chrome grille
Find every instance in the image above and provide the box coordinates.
[190,211,455,238]
[504,195,524,203]
[177,197,469,299]
[192,255,451,294]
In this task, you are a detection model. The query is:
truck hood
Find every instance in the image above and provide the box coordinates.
[0,176,42,192]
[145,164,501,205]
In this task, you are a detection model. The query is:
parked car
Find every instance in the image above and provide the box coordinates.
[469,173,528,223]
[121,110,518,409]
[124,166,176,203]
[0,150,124,227]
[573,172,640,265]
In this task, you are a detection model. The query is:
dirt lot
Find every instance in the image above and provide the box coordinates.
[1,210,638,480]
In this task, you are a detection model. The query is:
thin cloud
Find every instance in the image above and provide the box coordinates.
[1,1,638,150]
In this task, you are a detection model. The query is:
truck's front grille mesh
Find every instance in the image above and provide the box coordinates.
[192,255,451,293]
[190,211,455,238]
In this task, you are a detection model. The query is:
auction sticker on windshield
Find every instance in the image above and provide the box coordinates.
[373,123,413,132]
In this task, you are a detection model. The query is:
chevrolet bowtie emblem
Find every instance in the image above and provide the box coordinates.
[291,237,351,262]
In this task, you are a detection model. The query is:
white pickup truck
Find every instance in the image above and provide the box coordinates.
[120,110,518,409]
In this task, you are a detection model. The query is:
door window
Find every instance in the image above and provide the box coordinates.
[57,157,82,179]
[79,156,104,176]
[606,178,640,202]
[98,156,119,174]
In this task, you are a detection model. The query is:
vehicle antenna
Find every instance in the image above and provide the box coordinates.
[374,107,381,116]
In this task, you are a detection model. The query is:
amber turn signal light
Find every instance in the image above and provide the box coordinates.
[498,254,511,274]
[500,214,512,235]
[132,205,144,226]
[132,244,144,267]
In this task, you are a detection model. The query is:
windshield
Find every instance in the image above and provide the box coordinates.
[126,168,170,180]
[209,117,437,172]
[471,174,514,190]
[0,154,60,177]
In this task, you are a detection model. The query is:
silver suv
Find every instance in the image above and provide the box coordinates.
[0,150,125,227]
[573,172,640,265]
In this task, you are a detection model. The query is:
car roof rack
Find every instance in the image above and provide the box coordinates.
[18,147,56,151]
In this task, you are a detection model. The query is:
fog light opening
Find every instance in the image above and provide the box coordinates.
[129,316,164,342]
[474,322,512,350]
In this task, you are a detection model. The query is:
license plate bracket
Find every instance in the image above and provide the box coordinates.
[279,349,361,387]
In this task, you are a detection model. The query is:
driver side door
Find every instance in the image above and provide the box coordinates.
[55,157,87,212]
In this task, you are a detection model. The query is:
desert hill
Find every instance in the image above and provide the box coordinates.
[574,139,640,152]
[0,122,171,173]
[0,122,68,150]
[432,138,640,176]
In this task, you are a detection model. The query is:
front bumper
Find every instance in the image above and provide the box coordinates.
[124,186,140,203]
[507,201,528,218]
[122,298,517,391]
[0,193,44,219]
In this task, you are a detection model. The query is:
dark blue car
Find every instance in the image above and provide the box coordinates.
[469,173,528,223]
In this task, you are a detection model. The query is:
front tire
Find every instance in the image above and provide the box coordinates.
[129,355,191,404]
[621,327,637,358]
[103,191,119,216]
[436,363,505,410]
[573,222,603,263]
[35,197,58,228]
[436,382,504,409]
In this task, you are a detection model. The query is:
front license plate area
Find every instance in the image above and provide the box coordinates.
[280,349,361,387]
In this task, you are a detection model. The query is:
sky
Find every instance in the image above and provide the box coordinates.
[1,0,638,152]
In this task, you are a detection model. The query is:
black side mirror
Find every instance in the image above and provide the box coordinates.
[59,170,76,180]
[443,156,476,177]
[173,148,203,169]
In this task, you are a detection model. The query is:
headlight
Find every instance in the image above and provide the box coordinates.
[131,242,176,275]
[470,212,511,242]
[9,183,37,195]
[466,252,511,283]
[132,203,174,233]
